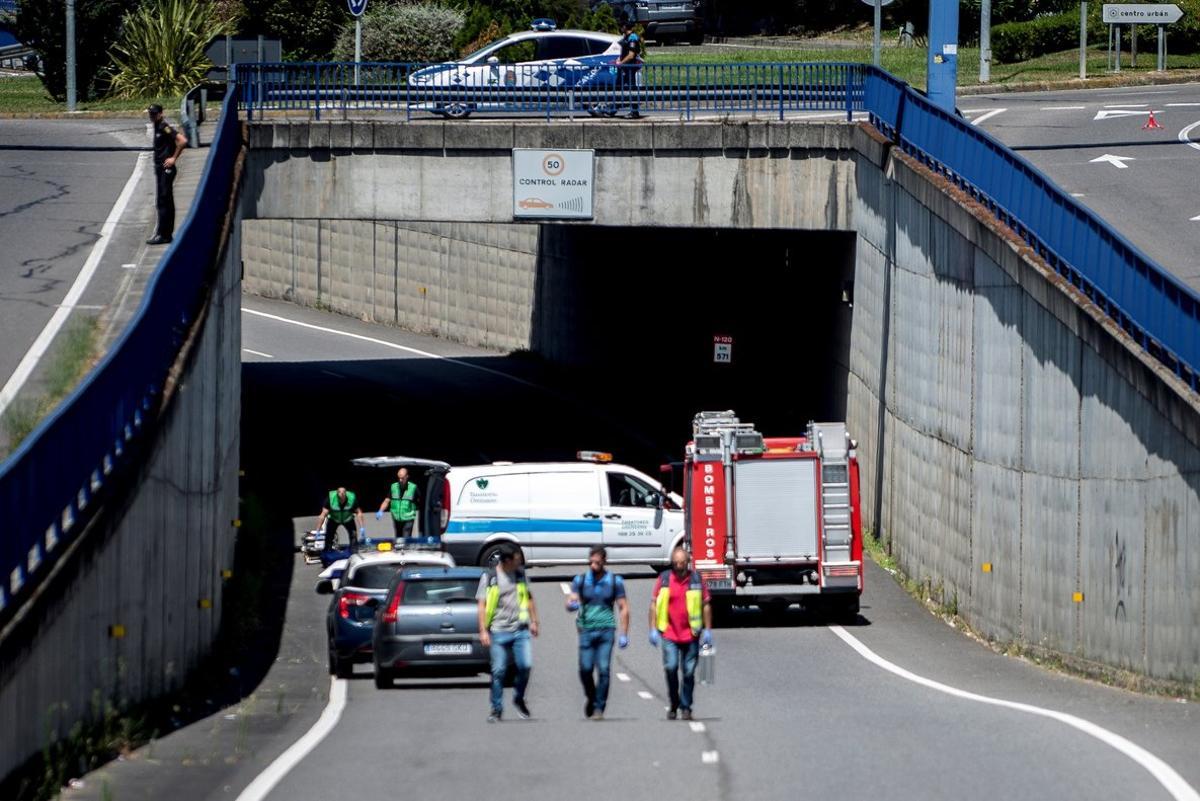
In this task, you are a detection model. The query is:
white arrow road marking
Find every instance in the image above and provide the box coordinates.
[1179,120,1200,152]
[1090,154,1136,168]
[1191,215,1200,221]
[1094,108,1160,120]
[829,626,1200,801]
[970,108,1006,125]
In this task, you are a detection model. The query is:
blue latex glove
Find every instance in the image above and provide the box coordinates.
[618,633,629,649]
[375,510,384,520]
[648,630,661,647]
[566,598,580,612]
[700,629,713,647]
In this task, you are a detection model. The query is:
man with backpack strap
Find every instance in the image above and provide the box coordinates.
[566,546,630,720]
[476,544,540,722]
[316,487,365,554]
[648,546,713,721]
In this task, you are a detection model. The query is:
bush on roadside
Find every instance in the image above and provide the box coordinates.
[333,1,465,63]
[108,0,233,98]
[992,11,1079,62]
[14,0,135,101]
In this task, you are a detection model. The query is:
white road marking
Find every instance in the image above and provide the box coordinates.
[637,690,654,699]
[1104,103,1149,107]
[1167,103,1200,107]
[689,721,707,733]
[121,263,138,270]
[829,626,1200,801]
[1094,108,1159,120]
[1191,215,1200,222]
[559,582,572,595]
[242,307,543,389]
[0,152,149,417]
[701,751,720,764]
[58,304,103,310]
[616,672,631,682]
[1071,193,1086,197]
[235,677,348,801]
[1042,105,1086,110]
[242,348,274,359]
[970,108,1007,126]
[1179,120,1200,153]
[1090,154,1135,169]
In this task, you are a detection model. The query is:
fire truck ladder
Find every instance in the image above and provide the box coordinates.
[811,423,855,572]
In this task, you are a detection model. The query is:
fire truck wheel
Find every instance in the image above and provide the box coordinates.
[759,600,790,618]
[828,596,860,625]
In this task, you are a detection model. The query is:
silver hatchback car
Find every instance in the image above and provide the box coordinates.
[372,566,489,688]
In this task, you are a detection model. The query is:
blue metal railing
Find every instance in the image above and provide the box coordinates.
[0,88,242,628]
[864,69,1200,392]
[235,61,865,121]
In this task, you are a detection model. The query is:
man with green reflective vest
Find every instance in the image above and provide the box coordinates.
[647,546,713,721]
[316,487,365,554]
[476,543,540,723]
[375,467,421,540]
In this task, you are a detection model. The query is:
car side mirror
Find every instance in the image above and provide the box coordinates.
[316,579,334,595]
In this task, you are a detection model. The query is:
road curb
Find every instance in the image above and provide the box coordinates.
[959,70,1200,95]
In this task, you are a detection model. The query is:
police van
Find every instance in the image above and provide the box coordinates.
[353,454,685,568]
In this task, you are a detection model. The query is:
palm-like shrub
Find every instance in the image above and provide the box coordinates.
[108,0,233,98]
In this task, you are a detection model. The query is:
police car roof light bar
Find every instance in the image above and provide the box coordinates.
[530,18,557,31]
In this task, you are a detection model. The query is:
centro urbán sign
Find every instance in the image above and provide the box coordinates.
[1102,4,1183,24]
[512,149,595,220]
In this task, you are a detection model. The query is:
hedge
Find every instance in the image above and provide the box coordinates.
[992,11,1079,62]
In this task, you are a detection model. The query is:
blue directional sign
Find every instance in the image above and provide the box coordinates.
[347,0,367,17]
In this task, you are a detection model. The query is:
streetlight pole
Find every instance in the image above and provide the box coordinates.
[980,0,991,83]
[873,0,882,67]
[65,0,76,111]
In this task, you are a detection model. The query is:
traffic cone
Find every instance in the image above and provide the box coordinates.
[1143,110,1164,130]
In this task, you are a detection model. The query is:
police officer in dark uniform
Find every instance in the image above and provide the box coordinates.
[147,104,188,246]
[616,21,643,119]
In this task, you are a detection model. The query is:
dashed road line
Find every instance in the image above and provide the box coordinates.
[701,751,720,764]
[970,108,1007,126]
[559,582,572,595]
[1042,105,1086,110]
[616,673,631,682]
[242,348,274,359]
[689,721,707,733]
[637,691,654,700]
[829,626,1200,801]
[1167,103,1200,107]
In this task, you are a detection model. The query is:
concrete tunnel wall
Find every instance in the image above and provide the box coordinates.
[239,119,1200,683]
[0,212,243,781]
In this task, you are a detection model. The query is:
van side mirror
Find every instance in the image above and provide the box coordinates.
[316,579,334,595]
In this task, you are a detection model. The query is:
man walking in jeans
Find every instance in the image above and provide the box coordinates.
[477,544,540,722]
[566,546,629,720]
[648,546,713,720]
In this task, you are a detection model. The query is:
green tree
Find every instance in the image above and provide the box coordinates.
[239,0,348,60]
[332,1,464,61]
[14,0,135,101]
[108,0,233,98]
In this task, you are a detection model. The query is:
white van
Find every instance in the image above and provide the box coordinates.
[352,455,685,568]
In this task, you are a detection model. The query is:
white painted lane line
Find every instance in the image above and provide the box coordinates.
[121,263,138,270]
[242,348,274,359]
[637,691,654,700]
[242,307,543,389]
[1042,105,1086,110]
[970,108,1007,126]
[1104,103,1149,107]
[1179,120,1200,153]
[701,751,720,764]
[559,582,572,595]
[1167,103,1200,107]
[616,672,631,682]
[1071,193,1086,197]
[320,369,343,379]
[829,626,1200,801]
[1190,215,1200,222]
[0,152,149,417]
[235,677,348,801]
[689,721,707,733]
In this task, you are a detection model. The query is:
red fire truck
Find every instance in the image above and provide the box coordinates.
[682,411,863,622]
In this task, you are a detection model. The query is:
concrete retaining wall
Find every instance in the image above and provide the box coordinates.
[848,128,1200,681]
[0,213,243,781]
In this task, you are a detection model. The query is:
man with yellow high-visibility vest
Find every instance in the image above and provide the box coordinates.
[647,546,713,721]
[375,467,421,540]
[316,487,365,554]
[476,544,540,723]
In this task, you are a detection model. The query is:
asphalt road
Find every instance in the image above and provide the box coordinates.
[959,82,1200,293]
[0,118,155,406]
[223,297,1200,801]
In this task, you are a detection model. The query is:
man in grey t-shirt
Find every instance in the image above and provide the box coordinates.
[477,544,539,722]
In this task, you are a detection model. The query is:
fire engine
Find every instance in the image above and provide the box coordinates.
[682,411,863,622]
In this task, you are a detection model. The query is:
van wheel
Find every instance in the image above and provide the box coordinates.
[480,544,520,567]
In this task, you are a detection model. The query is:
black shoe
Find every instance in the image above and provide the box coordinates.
[627,111,642,120]
[667,707,678,720]
[487,708,502,723]
[514,698,531,719]
[145,235,172,245]
[585,699,595,719]
[681,708,693,721]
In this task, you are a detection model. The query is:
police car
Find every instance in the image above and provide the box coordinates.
[407,20,640,118]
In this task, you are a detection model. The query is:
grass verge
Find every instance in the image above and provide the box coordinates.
[0,75,178,114]
[862,528,1200,701]
[1,316,101,458]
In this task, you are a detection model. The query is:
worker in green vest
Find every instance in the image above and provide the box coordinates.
[375,467,421,541]
[316,486,365,553]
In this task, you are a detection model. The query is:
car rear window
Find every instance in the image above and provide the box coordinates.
[403,578,478,605]
[347,564,405,589]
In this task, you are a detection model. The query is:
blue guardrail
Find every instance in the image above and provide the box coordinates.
[0,88,241,628]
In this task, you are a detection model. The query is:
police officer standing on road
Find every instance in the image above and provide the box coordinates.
[316,487,365,554]
[146,104,187,246]
[616,20,643,119]
[648,546,713,720]
[376,467,420,541]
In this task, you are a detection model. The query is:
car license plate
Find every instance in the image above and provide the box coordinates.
[424,643,471,655]
[707,579,734,590]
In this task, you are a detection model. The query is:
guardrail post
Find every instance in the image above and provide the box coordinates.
[778,64,784,121]
[845,66,853,121]
[685,65,691,121]
[315,63,322,120]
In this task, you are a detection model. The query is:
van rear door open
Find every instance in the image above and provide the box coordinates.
[351,456,451,543]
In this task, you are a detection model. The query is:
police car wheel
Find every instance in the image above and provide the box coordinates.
[441,103,473,119]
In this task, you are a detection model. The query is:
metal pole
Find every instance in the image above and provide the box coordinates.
[926,0,959,113]
[257,33,263,63]
[1079,1,1087,79]
[65,0,76,111]
[354,19,362,85]
[1131,24,1137,67]
[872,0,881,68]
[1158,25,1165,71]
[225,33,233,86]
[1115,24,1121,72]
[980,0,991,83]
